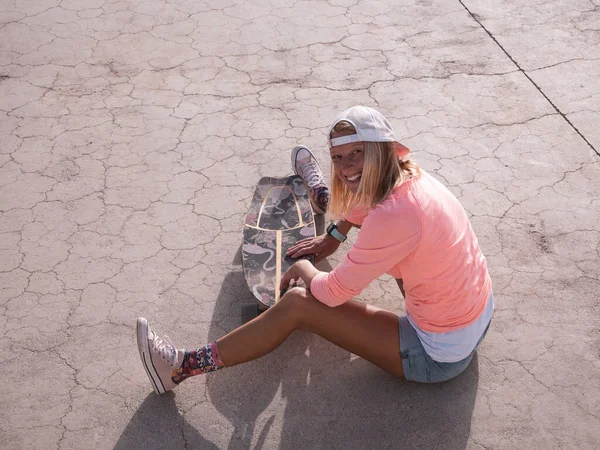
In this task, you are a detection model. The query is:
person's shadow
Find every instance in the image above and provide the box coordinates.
[116,214,480,449]
[113,392,218,449]
[204,229,480,449]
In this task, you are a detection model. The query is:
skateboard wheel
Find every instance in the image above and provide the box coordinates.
[242,303,260,324]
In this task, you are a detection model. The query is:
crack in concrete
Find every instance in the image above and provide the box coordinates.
[458,0,600,157]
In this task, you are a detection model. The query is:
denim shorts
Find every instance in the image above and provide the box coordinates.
[398,316,491,383]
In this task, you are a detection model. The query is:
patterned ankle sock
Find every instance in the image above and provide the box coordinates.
[171,342,225,384]
[315,186,329,209]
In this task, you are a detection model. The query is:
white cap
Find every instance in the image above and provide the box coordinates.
[329,105,409,158]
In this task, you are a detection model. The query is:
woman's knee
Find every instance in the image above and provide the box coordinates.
[277,287,315,324]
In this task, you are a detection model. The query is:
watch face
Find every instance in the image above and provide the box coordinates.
[326,223,345,242]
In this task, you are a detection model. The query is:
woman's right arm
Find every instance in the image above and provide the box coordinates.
[310,206,422,307]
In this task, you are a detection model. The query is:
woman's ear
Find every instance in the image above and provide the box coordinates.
[394,142,409,159]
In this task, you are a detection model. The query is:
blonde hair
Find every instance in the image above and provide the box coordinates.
[328,121,420,218]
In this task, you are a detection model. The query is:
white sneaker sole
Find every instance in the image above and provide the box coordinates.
[136,317,165,395]
[291,145,326,215]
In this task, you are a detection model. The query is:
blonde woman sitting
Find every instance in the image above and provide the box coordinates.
[136,106,494,394]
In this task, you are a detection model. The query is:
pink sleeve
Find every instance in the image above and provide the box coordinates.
[311,202,422,306]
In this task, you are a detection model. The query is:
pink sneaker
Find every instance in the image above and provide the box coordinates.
[136,317,185,395]
[291,145,329,214]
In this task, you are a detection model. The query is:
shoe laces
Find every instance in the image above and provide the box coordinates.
[298,158,324,188]
[152,334,179,367]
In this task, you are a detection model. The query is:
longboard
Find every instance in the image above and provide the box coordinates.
[241,175,316,322]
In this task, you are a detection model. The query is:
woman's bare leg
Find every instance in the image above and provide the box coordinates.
[216,287,404,377]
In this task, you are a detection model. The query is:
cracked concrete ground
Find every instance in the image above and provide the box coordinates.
[1,0,599,449]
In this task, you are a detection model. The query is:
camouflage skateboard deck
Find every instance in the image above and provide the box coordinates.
[242,175,316,309]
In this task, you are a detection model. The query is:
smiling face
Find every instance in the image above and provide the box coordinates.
[327,117,419,218]
[329,129,365,194]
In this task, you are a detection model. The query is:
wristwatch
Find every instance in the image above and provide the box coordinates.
[326,222,347,243]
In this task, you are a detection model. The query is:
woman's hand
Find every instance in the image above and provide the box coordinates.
[286,234,341,263]
[279,263,301,293]
[279,260,321,294]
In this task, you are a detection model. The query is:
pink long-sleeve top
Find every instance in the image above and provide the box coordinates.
[310,171,492,333]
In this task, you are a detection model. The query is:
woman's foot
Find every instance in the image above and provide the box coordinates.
[136,317,185,395]
[292,145,329,214]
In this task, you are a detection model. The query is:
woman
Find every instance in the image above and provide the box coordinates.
[136,105,493,395]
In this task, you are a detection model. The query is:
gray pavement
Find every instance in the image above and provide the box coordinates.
[1,0,599,449]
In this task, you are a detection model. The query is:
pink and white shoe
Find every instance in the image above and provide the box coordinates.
[291,145,329,214]
[136,317,185,395]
